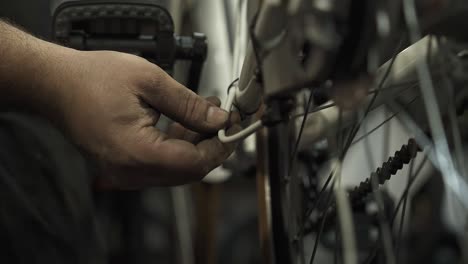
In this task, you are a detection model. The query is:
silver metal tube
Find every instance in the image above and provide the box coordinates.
[299,36,440,149]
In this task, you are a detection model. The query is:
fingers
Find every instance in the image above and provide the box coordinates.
[205,96,221,107]
[167,110,241,143]
[99,122,242,189]
[140,69,228,133]
[167,122,200,142]
[194,124,241,176]
[150,123,241,178]
[167,96,232,143]
[228,110,241,127]
[141,125,238,181]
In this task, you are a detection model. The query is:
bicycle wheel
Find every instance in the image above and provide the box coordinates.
[248,2,468,264]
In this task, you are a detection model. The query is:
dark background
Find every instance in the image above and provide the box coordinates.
[0,0,52,38]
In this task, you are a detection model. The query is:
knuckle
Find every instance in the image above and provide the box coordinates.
[180,92,202,124]
[137,71,168,103]
[135,62,165,88]
[142,69,164,90]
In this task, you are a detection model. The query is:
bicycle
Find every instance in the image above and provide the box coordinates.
[218,0,468,263]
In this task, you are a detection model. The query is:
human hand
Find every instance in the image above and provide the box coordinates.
[46,50,239,188]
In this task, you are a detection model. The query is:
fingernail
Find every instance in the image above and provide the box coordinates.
[207,106,229,125]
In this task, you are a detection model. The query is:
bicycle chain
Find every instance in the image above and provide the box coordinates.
[304,138,421,232]
[348,138,420,208]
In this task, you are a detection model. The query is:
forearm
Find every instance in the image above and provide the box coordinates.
[0,20,75,116]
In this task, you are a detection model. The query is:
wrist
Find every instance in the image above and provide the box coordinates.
[32,41,81,121]
[0,21,79,121]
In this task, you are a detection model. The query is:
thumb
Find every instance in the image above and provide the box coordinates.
[140,68,229,133]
